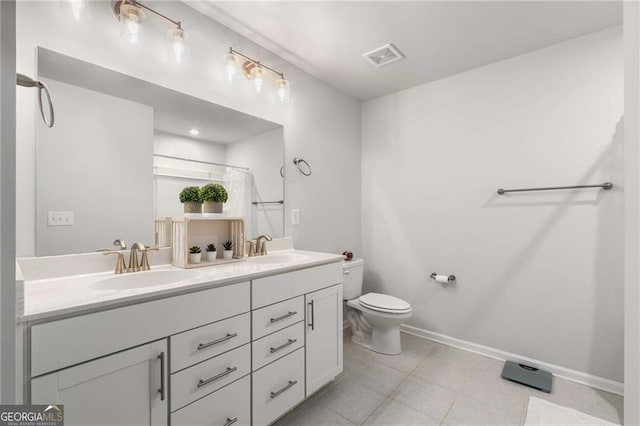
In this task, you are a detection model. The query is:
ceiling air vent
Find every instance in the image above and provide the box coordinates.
[362,43,404,68]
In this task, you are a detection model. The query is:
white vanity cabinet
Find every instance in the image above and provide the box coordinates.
[25,260,343,426]
[31,339,168,426]
[305,284,343,395]
[251,262,343,425]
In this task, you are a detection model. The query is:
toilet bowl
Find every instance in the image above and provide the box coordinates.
[342,259,413,355]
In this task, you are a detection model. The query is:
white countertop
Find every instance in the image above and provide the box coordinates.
[20,249,343,323]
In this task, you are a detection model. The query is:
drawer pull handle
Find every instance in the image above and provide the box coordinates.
[224,418,238,426]
[270,311,297,323]
[270,339,298,354]
[197,366,237,388]
[270,380,298,399]
[197,333,238,351]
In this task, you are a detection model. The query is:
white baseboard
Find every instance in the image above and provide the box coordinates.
[400,324,624,396]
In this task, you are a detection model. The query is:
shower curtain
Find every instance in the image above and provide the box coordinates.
[225,168,253,239]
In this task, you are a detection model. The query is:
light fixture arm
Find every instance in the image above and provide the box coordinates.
[116,0,182,29]
[229,47,284,79]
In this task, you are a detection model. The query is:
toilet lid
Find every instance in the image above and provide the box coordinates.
[358,293,412,313]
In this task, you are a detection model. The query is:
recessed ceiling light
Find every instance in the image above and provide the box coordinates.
[363,43,405,68]
[189,128,199,136]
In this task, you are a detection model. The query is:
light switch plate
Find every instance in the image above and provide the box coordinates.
[48,211,74,226]
[291,209,300,226]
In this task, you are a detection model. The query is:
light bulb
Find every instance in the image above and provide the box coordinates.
[251,65,264,94]
[170,27,185,63]
[276,77,290,103]
[119,3,143,44]
[224,53,238,82]
[61,0,86,20]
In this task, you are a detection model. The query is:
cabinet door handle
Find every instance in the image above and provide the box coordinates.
[270,311,297,323]
[223,418,238,426]
[308,300,315,330]
[157,352,165,401]
[270,380,298,399]
[197,333,238,351]
[197,366,237,388]
[270,338,297,354]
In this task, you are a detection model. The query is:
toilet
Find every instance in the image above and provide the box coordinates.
[343,259,413,355]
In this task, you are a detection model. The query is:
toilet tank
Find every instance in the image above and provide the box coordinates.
[342,258,364,300]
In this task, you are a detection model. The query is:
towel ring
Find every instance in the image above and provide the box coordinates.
[38,83,55,128]
[293,157,312,176]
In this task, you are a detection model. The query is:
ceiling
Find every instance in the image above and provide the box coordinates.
[38,48,281,143]
[192,1,622,100]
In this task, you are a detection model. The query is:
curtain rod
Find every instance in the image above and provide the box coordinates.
[154,154,250,171]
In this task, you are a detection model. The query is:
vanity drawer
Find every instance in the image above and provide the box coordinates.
[252,322,305,371]
[171,375,250,426]
[252,296,304,340]
[171,313,250,373]
[252,348,305,426]
[31,282,250,377]
[171,343,250,412]
[252,263,342,309]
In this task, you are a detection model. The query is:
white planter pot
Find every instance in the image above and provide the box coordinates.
[205,251,217,262]
[223,250,234,260]
[188,253,202,264]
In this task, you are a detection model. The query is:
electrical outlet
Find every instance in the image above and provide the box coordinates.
[291,209,300,226]
[48,211,74,226]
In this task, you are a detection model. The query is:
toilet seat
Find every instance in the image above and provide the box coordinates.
[358,293,412,314]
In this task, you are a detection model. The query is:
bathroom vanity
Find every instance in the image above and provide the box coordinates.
[18,249,343,426]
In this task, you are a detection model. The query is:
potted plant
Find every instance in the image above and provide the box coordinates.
[222,240,234,260]
[179,186,203,214]
[205,243,217,262]
[188,246,202,264]
[200,183,228,214]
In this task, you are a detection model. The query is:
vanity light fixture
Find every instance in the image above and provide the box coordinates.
[112,0,185,62]
[225,47,291,103]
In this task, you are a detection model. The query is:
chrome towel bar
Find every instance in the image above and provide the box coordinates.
[497,182,613,195]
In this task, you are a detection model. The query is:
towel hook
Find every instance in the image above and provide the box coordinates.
[293,157,312,176]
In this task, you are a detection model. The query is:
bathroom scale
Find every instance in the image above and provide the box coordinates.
[501,360,552,393]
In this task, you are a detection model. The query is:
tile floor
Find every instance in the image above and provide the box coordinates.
[275,330,623,426]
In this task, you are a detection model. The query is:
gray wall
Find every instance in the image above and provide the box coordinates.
[16,1,362,258]
[624,2,640,422]
[361,27,624,381]
[36,79,154,255]
[0,0,16,403]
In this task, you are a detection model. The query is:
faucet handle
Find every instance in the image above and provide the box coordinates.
[139,245,159,271]
[246,240,256,257]
[98,249,127,274]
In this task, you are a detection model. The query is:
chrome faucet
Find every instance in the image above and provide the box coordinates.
[255,235,273,256]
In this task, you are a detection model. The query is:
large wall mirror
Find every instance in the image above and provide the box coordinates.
[36,48,284,256]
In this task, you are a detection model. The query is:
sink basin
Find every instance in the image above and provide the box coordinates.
[92,269,200,290]
[248,253,310,264]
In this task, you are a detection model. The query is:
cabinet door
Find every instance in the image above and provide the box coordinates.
[305,284,343,395]
[31,340,168,426]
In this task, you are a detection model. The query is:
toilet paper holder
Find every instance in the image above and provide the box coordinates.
[430,273,456,282]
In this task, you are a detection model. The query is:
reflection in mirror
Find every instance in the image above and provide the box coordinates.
[36,48,284,256]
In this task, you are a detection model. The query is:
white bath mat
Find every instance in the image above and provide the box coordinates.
[524,397,619,426]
